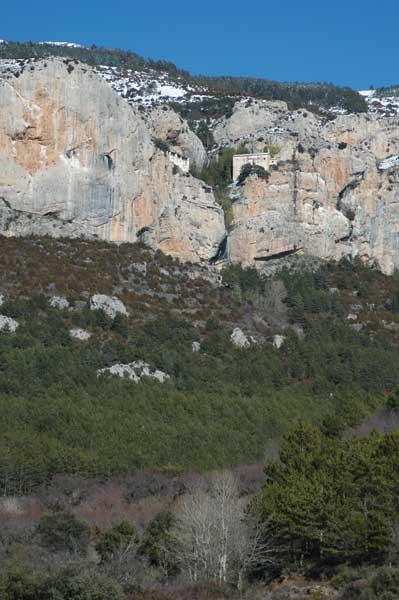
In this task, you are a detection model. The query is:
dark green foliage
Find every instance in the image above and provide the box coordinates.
[200,145,249,191]
[386,389,399,410]
[153,138,170,154]
[199,145,248,224]
[140,512,177,574]
[0,565,46,600]
[360,568,399,599]
[222,263,266,300]
[257,424,399,570]
[95,521,137,562]
[36,511,91,554]
[0,565,124,600]
[236,163,270,186]
[0,40,180,76]
[191,119,216,150]
[47,572,125,600]
[111,313,129,338]
[334,567,399,599]
[376,84,399,97]
[0,238,398,494]
[386,290,399,312]
[192,76,367,114]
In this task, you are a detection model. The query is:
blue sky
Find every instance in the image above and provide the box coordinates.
[2,0,398,89]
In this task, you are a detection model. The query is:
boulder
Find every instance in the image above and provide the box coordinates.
[70,328,91,341]
[272,334,286,349]
[50,295,70,310]
[90,294,128,319]
[231,327,256,348]
[0,315,18,332]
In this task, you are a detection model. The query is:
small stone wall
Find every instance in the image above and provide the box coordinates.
[167,151,190,173]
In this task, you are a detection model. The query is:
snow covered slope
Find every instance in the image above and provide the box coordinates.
[94,64,211,107]
[359,89,399,117]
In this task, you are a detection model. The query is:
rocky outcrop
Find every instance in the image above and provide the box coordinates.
[230,327,256,348]
[0,315,18,332]
[98,361,170,383]
[216,99,399,273]
[70,328,91,341]
[90,295,128,319]
[272,334,286,349]
[50,295,69,310]
[148,105,207,170]
[0,58,224,263]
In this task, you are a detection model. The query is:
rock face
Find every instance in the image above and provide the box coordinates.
[214,100,399,274]
[90,295,128,319]
[148,106,207,171]
[0,58,224,263]
[3,61,399,273]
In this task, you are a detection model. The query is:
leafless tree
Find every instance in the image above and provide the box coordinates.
[170,471,275,587]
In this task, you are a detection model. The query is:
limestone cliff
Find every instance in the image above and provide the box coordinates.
[214,100,399,273]
[2,60,399,274]
[0,58,224,262]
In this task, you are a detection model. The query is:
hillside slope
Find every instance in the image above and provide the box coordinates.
[1,236,399,494]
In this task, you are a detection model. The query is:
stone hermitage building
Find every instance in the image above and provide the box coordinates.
[232,151,273,180]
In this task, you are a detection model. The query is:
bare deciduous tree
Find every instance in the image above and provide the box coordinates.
[170,471,274,587]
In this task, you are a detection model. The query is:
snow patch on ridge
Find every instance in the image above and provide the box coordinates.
[94,64,210,107]
[38,41,86,49]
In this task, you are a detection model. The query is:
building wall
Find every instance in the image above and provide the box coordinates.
[167,151,190,173]
[232,152,271,181]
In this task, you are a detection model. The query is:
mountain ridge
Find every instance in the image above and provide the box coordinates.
[0,39,367,113]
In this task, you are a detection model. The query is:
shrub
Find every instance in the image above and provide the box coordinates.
[44,569,125,600]
[153,138,169,154]
[236,163,270,186]
[265,143,281,157]
[95,521,138,562]
[36,511,91,554]
[200,145,249,191]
